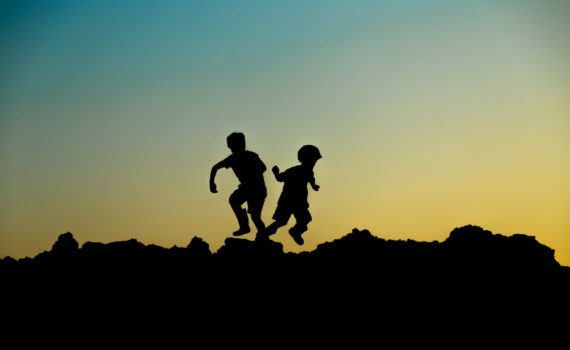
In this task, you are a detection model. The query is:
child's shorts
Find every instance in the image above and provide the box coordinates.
[272,204,312,225]
[230,187,266,216]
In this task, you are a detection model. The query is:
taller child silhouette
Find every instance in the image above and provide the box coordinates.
[210,132,267,238]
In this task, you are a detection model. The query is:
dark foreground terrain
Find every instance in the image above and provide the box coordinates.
[2,225,569,342]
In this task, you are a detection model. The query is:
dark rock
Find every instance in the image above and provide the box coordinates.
[216,237,284,260]
[187,236,211,256]
[51,232,79,255]
[2,224,568,325]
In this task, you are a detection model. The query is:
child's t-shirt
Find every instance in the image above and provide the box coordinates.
[219,151,266,194]
[278,165,315,208]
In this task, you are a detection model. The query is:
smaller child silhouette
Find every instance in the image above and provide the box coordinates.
[264,145,322,245]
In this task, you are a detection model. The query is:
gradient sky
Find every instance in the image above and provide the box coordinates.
[1,0,569,265]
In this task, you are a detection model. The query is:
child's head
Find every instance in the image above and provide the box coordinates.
[227,132,246,153]
[298,145,322,168]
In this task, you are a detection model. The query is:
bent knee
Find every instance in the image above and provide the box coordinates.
[229,193,240,206]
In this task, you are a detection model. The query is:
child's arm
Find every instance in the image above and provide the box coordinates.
[258,156,267,174]
[209,161,225,193]
[310,178,320,191]
[272,166,285,182]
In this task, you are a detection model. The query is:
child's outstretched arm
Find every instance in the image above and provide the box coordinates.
[209,161,224,193]
[272,166,284,182]
[310,178,320,191]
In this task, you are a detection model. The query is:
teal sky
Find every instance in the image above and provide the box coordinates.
[1,1,569,264]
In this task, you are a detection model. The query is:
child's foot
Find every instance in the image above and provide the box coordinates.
[232,226,251,236]
[289,227,304,245]
[255,231,269,242]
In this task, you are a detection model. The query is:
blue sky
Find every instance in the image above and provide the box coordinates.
[1,0,569,264]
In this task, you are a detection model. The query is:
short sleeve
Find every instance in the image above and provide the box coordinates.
[254,153,266,173]
[218,155,233,169]
[282,167,298,181]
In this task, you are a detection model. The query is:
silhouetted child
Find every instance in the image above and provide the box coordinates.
[264,145,322,245]
[210,132,267,238]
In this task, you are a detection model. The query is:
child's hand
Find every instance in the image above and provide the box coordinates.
[210,181,218,193]
[272,166,280,175]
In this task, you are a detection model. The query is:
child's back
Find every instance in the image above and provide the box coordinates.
[276,165,314,208]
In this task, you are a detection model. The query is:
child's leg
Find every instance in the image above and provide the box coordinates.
[247,195,266,233]
[292,207,312,232]
[251,215,265,233]
[229,189,250,235]
[265,205,291,236]
[265,220,287,236]
[289,208,312,245]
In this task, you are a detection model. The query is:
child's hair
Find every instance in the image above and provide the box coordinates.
[227,132,246,151]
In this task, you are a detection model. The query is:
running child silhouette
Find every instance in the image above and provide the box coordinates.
[210,132,267,239]
[264,145,322,245]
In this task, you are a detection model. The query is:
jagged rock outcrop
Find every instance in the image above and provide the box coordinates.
[187,236,211,256]
[2,225,569,338]
[51,232,79,255]
[1,225,566,278]
[443,225,559,271]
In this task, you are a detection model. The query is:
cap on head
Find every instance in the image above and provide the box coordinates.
[298,145,322,164]
[227,132,246,151]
